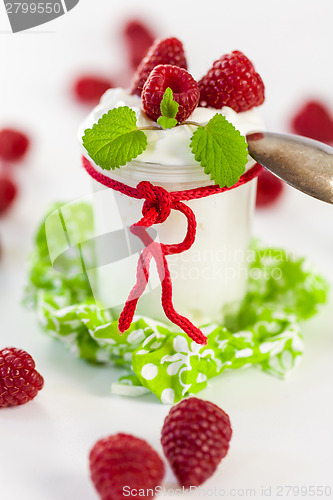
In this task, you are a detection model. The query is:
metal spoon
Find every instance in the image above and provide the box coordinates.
[246,132,333,204]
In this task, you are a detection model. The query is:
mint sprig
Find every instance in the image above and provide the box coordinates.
[157,87,179,129]
[190,114,248,188]
[82,106,147,170]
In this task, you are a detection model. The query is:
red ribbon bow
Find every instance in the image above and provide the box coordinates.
[118,180,206,344]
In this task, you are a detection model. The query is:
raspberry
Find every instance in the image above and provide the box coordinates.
[0,347,44,408]
[89,433,165,500]
[161,398,232,487]
[291,100,333,144]
[123,20,155,70]
[73,76,113,104]
[0,128,30,162]
[0,175,17,215]
[198,50,265,112]
[256,167,284,207]
[131,37,187,96]
[142,65,199,123]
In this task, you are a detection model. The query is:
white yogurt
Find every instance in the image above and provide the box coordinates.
[80,88,265,327]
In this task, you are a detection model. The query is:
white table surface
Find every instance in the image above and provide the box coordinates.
[0,1,332,499]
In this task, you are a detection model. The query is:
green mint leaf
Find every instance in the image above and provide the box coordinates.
[190,114,248,188]
[157,116,178,129]
[160,87,179,120]
[82,106,147,170]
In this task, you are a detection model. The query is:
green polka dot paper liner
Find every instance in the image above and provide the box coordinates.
[26,202,328,404]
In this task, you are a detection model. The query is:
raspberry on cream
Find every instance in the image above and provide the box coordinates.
[142,65,199,122]
[199,50,265,112]
[131,37,187,96]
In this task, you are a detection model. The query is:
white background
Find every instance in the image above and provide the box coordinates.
[0,1,332,499]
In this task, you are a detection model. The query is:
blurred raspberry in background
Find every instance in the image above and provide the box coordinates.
[290,100,333,144]
[123,19,156,70]
[0,128,30,162]
[0,175,17,215]
[256,167,284,208]
[71,18,157,105]
[0,128,30,231]
[73,75,114,105]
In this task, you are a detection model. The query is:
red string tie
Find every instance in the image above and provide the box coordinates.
[82,157,262,345]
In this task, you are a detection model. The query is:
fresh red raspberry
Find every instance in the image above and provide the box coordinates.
[142,65,199,123]
[198,50,265,112]
[123,20,155,71]
[89,433,165,500]
[291,100,333,144]
[0,347,44,408]
[0,128,30,162]
[73,76,113,104]
[131,37,187,96]
[256,167,284,207]
[161,398,232,487]
[0,175,17,215]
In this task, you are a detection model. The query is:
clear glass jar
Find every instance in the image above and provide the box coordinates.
[88,156,257,326]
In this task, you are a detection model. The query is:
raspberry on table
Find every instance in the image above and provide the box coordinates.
[0,128,30,162]
[256,167,284,207]
[123,19,155,71]
[161,397,232,487]
[0,175,17,215]
[291,100,333,144]
[89,433,165,500]
[131,37,187,96]
[73,75,113,104]
[142,64,200,123]
[198,50,265,112]
[0,347,44,408]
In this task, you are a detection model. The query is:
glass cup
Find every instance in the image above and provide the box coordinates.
[86,155,257,327]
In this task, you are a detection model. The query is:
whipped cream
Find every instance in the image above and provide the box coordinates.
[80,87,265,166]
